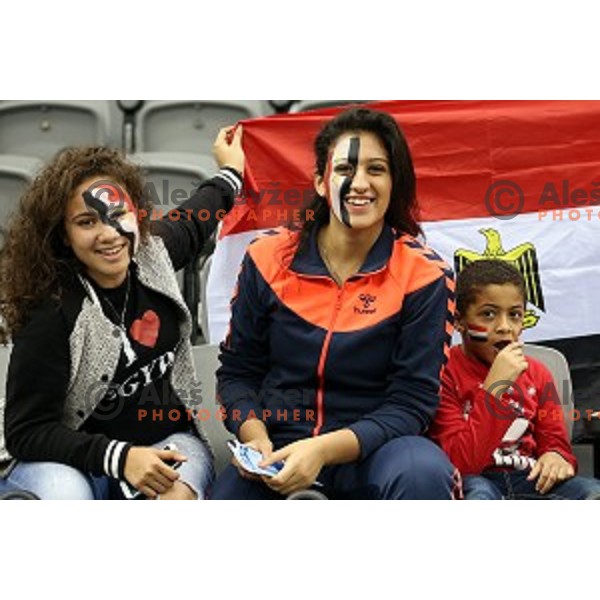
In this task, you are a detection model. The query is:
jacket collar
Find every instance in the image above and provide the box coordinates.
[290,223,395,277]
[62,236,191,338]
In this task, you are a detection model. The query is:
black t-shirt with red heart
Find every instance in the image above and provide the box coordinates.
[83,269,192,444]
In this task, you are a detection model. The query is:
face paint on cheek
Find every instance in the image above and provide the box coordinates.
[325,154,349,228]
[466,323,489,342]
[113,195,140,256]
[327,136,360,228]
[117,212,140,256]
[83,183,140,254]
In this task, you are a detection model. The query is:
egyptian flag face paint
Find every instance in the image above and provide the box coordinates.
[82,181,140,255]
[324,136,360,228]
[466,323,489,342]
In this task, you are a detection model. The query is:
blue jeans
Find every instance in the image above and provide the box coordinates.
[463,470,600,500]
[211,436,459,500]
[0,432,214,500]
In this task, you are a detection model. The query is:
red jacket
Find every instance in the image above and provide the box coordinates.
[429,346,577,476]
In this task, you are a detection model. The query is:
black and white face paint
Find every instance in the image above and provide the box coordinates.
[82,181,140,255]
[324,136,360,228]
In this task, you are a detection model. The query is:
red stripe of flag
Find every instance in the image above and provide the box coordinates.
[222,100,600,238]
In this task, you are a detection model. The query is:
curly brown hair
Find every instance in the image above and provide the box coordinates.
[0,146,153,342]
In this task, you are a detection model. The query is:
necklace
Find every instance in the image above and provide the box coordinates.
[100,272,137,366]
[319,240,364,286]
[101,272,131,327]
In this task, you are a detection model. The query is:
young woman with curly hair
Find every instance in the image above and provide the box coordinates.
[0,127,244,499]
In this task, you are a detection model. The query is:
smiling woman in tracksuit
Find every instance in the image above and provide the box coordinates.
[212,108,460,499]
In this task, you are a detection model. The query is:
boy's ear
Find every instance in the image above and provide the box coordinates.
[454,311,465,333]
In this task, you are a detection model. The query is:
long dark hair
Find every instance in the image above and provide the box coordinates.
[295,107,421,251]
[0,146,152,341]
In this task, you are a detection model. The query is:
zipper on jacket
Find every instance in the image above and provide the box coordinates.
[312,286,344,437]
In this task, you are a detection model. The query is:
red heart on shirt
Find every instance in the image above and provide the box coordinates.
[129,310,160,348]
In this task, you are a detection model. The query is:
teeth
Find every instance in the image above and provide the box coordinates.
[100,246,123,256]
[346,199,372,206]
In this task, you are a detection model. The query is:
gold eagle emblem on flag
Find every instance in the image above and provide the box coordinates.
[454,228,545,329]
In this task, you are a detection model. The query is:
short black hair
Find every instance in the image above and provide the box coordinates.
[456,260,526,315]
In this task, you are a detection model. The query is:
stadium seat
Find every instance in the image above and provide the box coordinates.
[130,152,219,342]
[191,344,233,475]
[519,345,600,477]
[290,100,368,113]
[0,344,13,472]
[268,100,296,113]
[199,254,213,343]
[0,155,43,231]
[0,343,10,393]
[135,100,268,156]
[115,100,144,153]
[0,345,41,498]
[191,343,328,497]
[0,101,114,159]
[524,344,574,440]
[130,152,217,211]
[0,490,40,499]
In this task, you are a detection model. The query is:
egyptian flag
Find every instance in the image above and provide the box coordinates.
[206,100,600,427]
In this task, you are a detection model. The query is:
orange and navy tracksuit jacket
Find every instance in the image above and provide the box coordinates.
[217,224,454,460]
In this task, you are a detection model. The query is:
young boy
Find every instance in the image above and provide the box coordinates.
[429,259,600,499]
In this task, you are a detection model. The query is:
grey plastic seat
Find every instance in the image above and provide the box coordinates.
[0,344,12,467]
[0,101,113,159]
[191,344,233,475]
[0,344,11,393]
[135,100,267,156]
[524,343,574,440]
[0,155,43,231]
[290,100,368,113]
[199,254,213,343]
[130,152,217,212]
